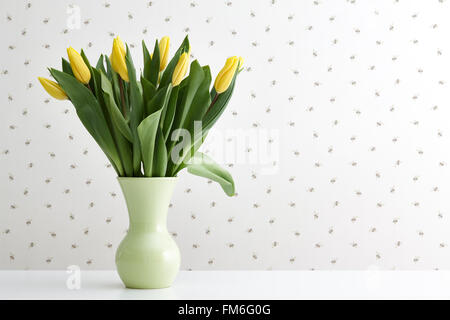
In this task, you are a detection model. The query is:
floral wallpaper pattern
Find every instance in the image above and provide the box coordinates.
[2,0,450,270]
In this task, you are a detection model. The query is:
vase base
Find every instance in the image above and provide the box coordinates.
[119,272,176,290]
[124,284,172,290]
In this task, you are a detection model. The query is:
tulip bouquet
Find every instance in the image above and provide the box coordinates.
[38,36,242,196]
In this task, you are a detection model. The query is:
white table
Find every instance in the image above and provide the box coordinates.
[1,270,450,299]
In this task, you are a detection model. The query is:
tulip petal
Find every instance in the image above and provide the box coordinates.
[67,47,91,84]
[214,56,238,93]
[172,52,189,86]
[110,37,129,82]
[38,77,68,100]
[159,36,170,71]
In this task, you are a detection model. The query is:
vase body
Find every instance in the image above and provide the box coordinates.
[115,177,180,289]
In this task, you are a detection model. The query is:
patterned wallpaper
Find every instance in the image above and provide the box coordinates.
[2,0,450,270]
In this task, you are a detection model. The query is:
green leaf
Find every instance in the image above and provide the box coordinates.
[97,70,133,176]
[100,72,133,142]
[168,60,205,147]
[187,152,235,196]
[202,69,238,132]
[141,76,156,114]
[146,84,171,120]
[162,85,179,140]
[166,61,206,176]
[152,128,167,177]
[138,79,143,96]
[88,56,133,177]
[125,45,144,175]
[183,65,212,131]
[123,80,130,110]
[170,65,212,174]
[142,40,152,81]
[79,50,98,97]
[77,58,127,177]
[83,55,133,176]
[81,51,102,97]
[96,55,107,75]
[159,35,190,88]
[49,68,123,176]
[137,109,162,176]
[148,40,160,86]
[104,56,121,109]
[61,58,74,76]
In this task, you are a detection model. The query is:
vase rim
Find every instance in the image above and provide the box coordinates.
[117,176,178,181]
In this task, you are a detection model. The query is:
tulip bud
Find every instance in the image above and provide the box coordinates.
[214,56,238,94]
[159,36,170,71]
[38,77,68,100]
[110,36,129,82]
[67,47,91,84]
[172,52,189,86]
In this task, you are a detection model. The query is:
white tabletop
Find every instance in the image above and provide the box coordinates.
[1,270,450,300]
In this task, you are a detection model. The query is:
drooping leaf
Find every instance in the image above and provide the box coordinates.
[170,127,206,177]
[137,109,162,176]
[186,152,235,196]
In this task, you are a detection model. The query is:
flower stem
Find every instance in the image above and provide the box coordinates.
[119,78,126,116]
[204,93,219,117]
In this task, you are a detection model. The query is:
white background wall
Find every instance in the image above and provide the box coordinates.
[2,0,450,270]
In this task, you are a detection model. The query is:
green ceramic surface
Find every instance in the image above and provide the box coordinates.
[115,177,180,289]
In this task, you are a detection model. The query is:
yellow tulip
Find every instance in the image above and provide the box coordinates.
[67,47,91,84]
[214,56,239,94]
[110,36,129,82]
[159,36,170,71]
[38,77,68,100]
[172,52,189,86]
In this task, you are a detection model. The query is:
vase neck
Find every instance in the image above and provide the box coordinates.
[118,178,177,233]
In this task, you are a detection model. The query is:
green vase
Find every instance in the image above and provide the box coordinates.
[115,177,180,289]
